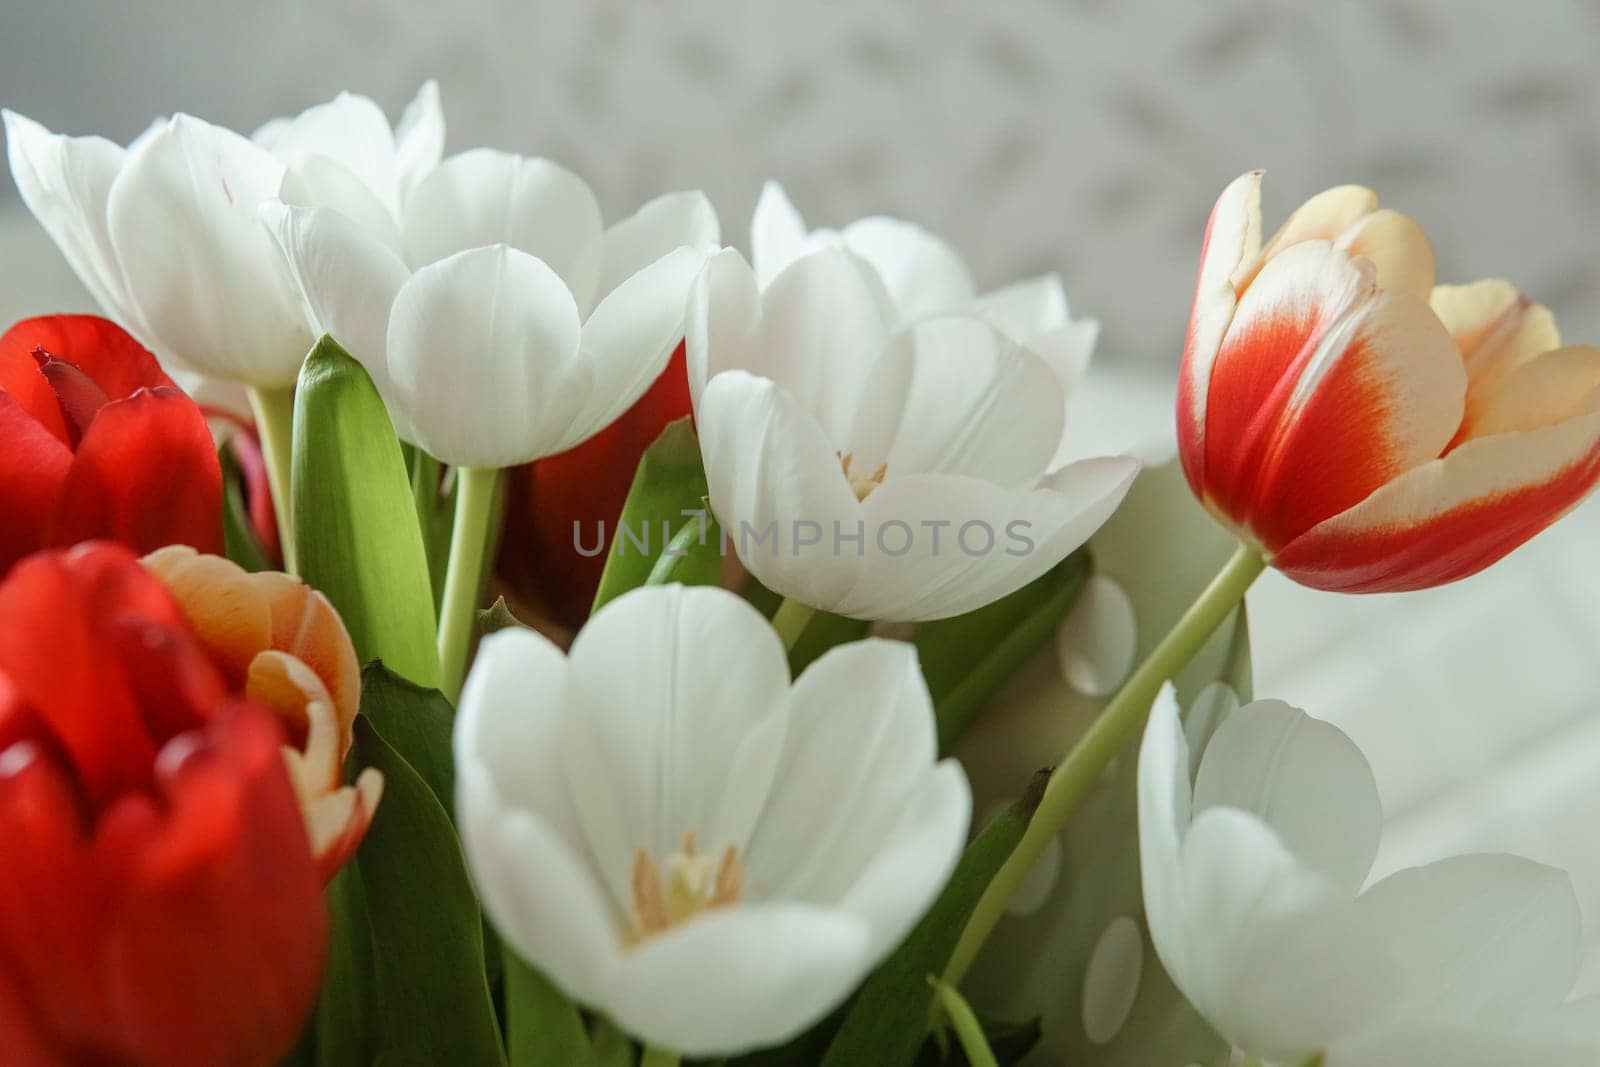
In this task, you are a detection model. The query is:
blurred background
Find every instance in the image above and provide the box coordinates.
[3,0,1598,982]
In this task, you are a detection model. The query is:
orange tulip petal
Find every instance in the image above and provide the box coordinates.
[1200,241,1466,551]
[255,575,361,740]
[142,546,273,686]
[1273,398,1600,592]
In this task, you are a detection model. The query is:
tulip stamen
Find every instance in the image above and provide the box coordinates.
[839,451,887,501]
[628,829,743,944]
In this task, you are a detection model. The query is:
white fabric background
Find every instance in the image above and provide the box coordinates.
[4,0,1598,986]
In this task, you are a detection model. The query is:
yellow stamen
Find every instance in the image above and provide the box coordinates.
[628,829,744,944]
[839,451,887,501]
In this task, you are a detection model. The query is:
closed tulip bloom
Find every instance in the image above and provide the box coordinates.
[0,544,325,1066]
[3,83,441,388]
[455,584,970,1056]
[1139,686,1600,1065]
[262,158,720,468]
[0,314,221,574]
[1179,171,1600,592]
[143,546,381,879]
[688,247,1138,622]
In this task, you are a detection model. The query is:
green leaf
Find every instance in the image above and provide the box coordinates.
[818,773,1047,1067]
[478,596,532,637]
[409,448,454,611]
[503,948,595,1067]
[358,662,455,814]
[293,336,439,688]
[644,513,723,589]
[317,718,504,1066]
[916,551,1090,752]
[787,610,868,675]
[591,418,710,612]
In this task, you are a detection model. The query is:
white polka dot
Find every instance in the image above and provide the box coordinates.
[1082,915,1143,1045]
[1055,574,1137,697]
[1006,834,1062,916]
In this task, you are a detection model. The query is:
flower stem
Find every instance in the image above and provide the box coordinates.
[247,384,297,573]
[437,466,504,701]
[942,542,1266,986]
[770,597,817,651]
[640,1047,680,1067]
[929,976,999,1067]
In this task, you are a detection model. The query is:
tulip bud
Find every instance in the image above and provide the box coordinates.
[1179,172,1600,592]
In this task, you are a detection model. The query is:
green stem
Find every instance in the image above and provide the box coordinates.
[929,976,999,1067]
[437,466,504,701]
[248,384,297,573]
[639,1047,680,1067]
[770,597,817,651]
[943,542,1266,986]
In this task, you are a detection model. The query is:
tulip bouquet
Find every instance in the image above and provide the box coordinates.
[2,84,1599,1067]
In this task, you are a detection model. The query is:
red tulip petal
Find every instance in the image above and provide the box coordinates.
[1178,170,1262,498]
[50,387,224,558]
[1200,241,1466,551]
[0,315,173,403]
[0,552,160,806]
[503,341,693,626]
[0,392,72,573]
[1273,397,1600,592]
[97,706,325,1067]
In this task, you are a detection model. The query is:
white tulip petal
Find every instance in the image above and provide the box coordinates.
[393,79,444,198]
[973,273,1070,338]
[1058,363,1179,469]
[830,457,1137,621]
[1351,854,1585,1019]
[1054,574,1138,697]
[756,247,894,443]
[279,155,402,249]
[3,110,141,329]
[833,759,970,958]
[1329,1018,1600,1067]
[598,190,720,296]
[568,245,711,445]
[697,370,865,609]
[841,215,976,322]
[746,640,942,904]
[107,114,309,385]
[459,780,622,1005]
[261,200,415,438]
[750,179,811,291]
[1182,681,1240,778]
[257,90,397,211]
[385,244,582,467]
[455,628,579,838]
[685,247,763,403]
[1192,700,1381,893]
[561,585,792,906]
[605,904,872,1057]
[844,316,1064,489]
[1137,685,1196,995]
[404,148,602,306]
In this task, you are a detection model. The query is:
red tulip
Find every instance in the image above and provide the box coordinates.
[498,341,693,627]
[0,315,223,575]
[0,544,326,1066]
[1179,172,1600,592]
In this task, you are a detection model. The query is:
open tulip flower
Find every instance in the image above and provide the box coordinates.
[3,83,441,389]
[454,584,971,1056]
[688,246,1138,622]
[262,157,720,470]
[142,546,382,880]
[0,314,222,574]
[1180,171,1600,592]
[0,544,326,1065]
[1139,685,1600,1066]
[753,181,1099,470]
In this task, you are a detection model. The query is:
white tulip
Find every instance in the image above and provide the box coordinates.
[3,83,442,388]
[263,153,720,468]
[1139,685,1600,1066]
[686,247,1138,622]
[454,584,971,1056]
[752,180,1101,469]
